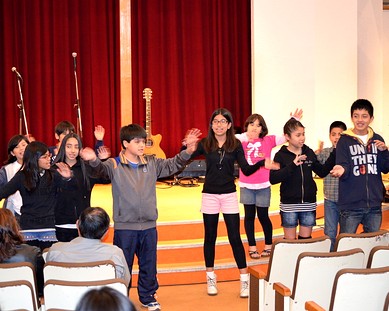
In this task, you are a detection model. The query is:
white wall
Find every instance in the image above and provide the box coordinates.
[252,0,388,149]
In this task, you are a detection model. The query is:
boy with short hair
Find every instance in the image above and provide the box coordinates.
[331,99,389,234]
[80,124,201,311]
[49,120,75,161]
[317,121,347,251]
[49,121,106,163]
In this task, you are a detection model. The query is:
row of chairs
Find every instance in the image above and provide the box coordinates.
[248,230,389,311]
[0,260,128,311]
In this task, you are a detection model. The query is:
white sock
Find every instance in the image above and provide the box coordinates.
[206,271,215,279]
[240,273,249,282]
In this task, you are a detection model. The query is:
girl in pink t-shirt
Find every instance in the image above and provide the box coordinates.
[236,109,302,258]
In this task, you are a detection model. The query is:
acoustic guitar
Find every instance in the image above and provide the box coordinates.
[143,88,166,158]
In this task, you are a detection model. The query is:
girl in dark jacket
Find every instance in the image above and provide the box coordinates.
[0,141,74,250]
[53,133,110,242]
[270,118,335,240]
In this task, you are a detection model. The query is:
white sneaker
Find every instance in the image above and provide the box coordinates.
[240,279,249,298]
[141,301,161,311]
[207,275,218,296]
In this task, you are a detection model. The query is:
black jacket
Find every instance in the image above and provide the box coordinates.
[54,159,110,225]
[270,145,334,204]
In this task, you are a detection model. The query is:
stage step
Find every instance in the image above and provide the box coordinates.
[104,215,325,286]
[97,183,326,286]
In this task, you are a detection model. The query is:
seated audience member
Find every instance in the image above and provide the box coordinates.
[75,287,136,311]
[46,207,130,287]
[0,208,44,295]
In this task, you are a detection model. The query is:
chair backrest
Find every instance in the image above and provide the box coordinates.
[42,248,49,262]
[0,262,39,310]
[264,236,331,310]
[366,245,389,268]
[0,280,37,311]
[43,260,116,282]
[334,230,389,266]
[329,266,389,311]
[43,278,128,310]
[384,292,389,311]
[290,248,365,311]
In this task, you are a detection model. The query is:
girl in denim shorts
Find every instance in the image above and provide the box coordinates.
[269,119,335,239]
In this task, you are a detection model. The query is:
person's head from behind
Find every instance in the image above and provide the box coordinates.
[75,287,136,311]
[77,207,110,240]
[329,121,347,148]
[0,208,24,262]
[54,121,75,144]
[5,134,30,165]
[350,99,374,135]
[120,124,147,157]
[244,113,269,139]
[55,133,82,164]
[283,118,305,150]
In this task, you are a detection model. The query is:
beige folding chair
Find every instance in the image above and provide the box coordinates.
[248,236,331,311]
[334,230,389,266]
[0,262,40,310]
[366,245,389,268]
[274,248,365,311]
[43,260,116,282]
[0,280,37,311]
[384,292,389,311]
[43,278,128,310]
[305,266,389,311]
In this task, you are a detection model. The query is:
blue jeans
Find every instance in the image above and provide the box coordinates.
[114,228,158,305]
[280,210,316,228]
[339,206,382,234]
[324,199,339,251]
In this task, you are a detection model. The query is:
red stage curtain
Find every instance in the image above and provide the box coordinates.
[131,0,252,157]
[0,0,121,160]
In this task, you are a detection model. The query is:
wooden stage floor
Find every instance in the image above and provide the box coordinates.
[91,178,325,224]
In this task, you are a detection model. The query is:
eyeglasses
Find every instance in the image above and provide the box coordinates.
[212,119,228,125]
[39,153,51,160]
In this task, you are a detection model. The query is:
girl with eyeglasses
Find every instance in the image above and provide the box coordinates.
[0,141,75,251]
[189,108,279,298]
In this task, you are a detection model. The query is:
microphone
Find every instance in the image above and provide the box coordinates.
[72,52,77,71]
[11,67,23,81]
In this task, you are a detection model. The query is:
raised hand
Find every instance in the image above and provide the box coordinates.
[56,162,72,179]
[80,147,97,162]
[183,128,202,154]
[94,125,105,141]
[97,146,111,160]
[290,108,303,121]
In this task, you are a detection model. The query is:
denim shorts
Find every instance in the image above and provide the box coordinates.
[239,186,271,206]
[280,210,316,228]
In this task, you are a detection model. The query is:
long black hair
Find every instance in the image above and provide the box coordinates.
[203,108,239,153]
[4,135,30,165]
[22,141,52,192]
[54,133,90,190]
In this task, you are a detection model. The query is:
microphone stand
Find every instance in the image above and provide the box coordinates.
[73,56,83,139]
[16,77,29,137]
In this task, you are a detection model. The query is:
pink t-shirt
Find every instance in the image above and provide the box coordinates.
[236,133,285,189]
